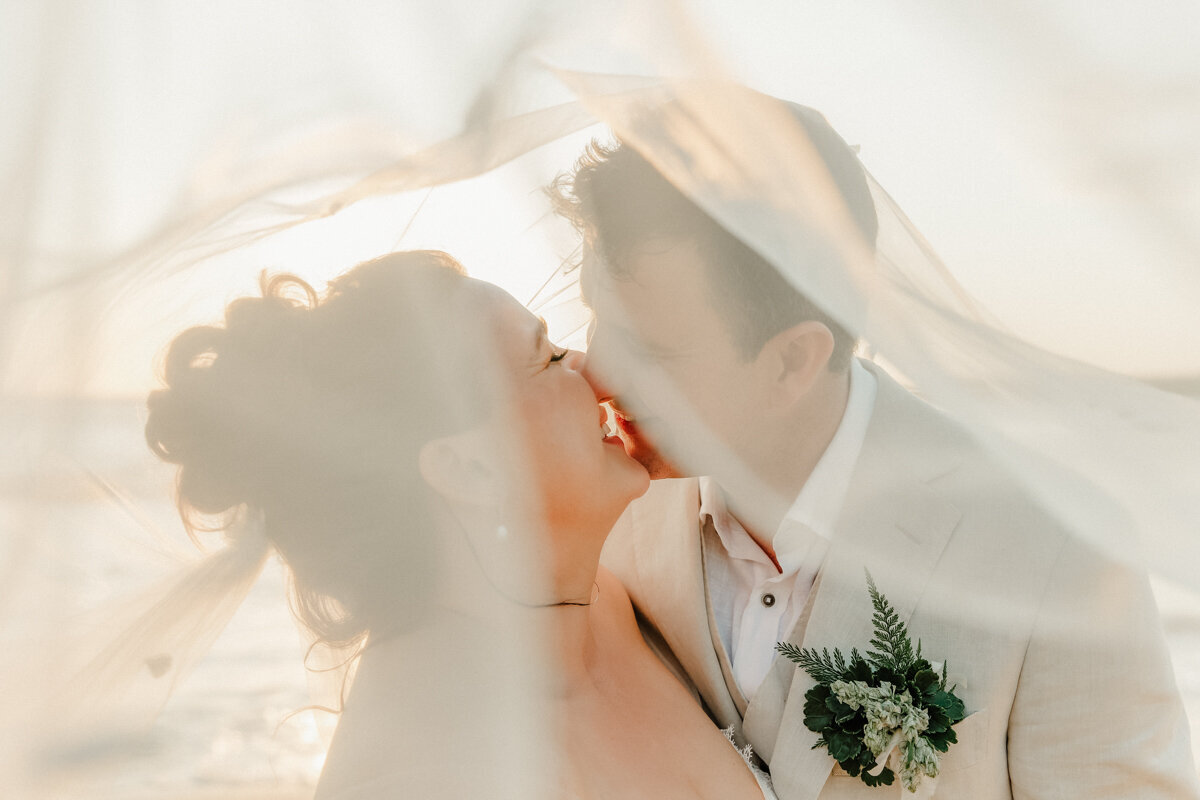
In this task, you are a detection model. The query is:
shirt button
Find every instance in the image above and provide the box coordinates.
[761,593,776,607]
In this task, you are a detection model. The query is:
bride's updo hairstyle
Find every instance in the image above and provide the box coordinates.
[145,251,487,648]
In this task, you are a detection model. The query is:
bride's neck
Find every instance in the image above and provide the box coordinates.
[424,499,622,688]
[436,576,602,694]
[468,567,603,693]
[529,601,600,692]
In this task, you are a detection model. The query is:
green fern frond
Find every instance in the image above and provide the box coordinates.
[776,642,850,684]
[864,570,917,673]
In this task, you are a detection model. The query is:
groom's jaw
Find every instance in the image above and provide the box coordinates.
[610,405,649,453]
[612,413,681,480]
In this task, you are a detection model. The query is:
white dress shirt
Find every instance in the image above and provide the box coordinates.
[700,359,877,700]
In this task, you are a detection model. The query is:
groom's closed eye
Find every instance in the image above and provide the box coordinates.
[615,330,692,362]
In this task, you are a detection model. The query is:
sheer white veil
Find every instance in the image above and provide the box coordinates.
[3,1,1198,796]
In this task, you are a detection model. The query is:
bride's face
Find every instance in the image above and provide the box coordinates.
[467,280,650,535]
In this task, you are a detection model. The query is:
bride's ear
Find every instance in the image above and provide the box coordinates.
[417,432,499,508]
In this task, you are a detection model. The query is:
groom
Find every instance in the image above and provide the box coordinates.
[552,101,1199,798]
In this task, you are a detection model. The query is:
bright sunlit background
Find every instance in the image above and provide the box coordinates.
[4,1,1199,398]
[694,0,1200,380]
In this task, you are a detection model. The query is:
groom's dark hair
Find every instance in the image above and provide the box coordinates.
[549,101,876,372]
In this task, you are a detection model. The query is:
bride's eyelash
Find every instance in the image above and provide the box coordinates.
[548,347,568,364]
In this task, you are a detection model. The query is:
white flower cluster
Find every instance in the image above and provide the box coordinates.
[830,680,940,792]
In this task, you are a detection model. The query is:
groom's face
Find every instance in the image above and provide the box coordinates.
[580,237,771,480]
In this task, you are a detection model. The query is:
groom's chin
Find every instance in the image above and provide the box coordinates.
[620,429,683,480]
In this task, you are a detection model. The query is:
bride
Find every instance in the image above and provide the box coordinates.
[143,249,776,799]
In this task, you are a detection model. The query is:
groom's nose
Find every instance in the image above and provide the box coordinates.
[582,320,644,415]
[560,348,586,372]
[580,324,622,403]
[581,349,615,403]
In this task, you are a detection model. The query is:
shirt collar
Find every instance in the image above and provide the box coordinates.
[699,476,768,564]
[700,358,878,573]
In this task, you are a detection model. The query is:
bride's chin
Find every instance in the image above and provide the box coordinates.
[609,453,651,500]
[610,471,651,523]
[587,480,648,536]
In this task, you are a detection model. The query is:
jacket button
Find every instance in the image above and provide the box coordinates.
[761,593,776,607]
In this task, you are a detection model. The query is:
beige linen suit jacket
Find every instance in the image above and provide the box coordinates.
[601,361,1199,799]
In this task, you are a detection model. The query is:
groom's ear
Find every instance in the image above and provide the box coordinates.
[417,432,499,508]
[761,320,836,408]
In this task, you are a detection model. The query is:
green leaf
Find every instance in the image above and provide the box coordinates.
[875,667,904,690]
[930,689,966,723]
[848,651,873,682]
[825,694,858,725]
[804,712,834,731]
[925,705,949,732]
[803,689,834,731]
[925,727,958,752]
[804,698,830,718]
[861,766,895,787]
[826,731,862,763]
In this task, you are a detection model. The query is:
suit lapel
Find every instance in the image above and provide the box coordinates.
[622,478,743,730]
[753,364,964,800]
[700,518,750,718]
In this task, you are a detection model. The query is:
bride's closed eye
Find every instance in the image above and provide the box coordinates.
[536,316,568,367]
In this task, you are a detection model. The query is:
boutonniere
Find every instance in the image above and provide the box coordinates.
[775,572,966,793]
